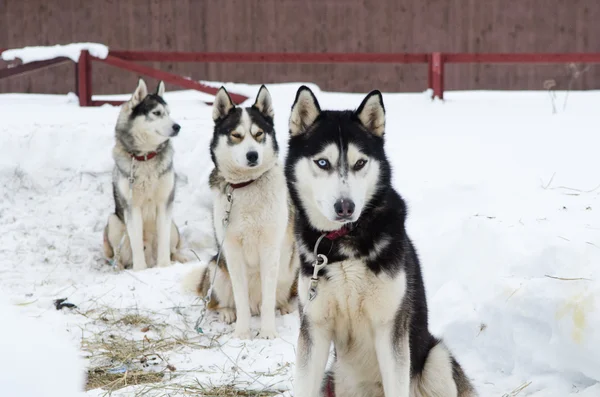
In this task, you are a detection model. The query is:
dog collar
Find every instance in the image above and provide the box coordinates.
[229,179,255,189]
[324,224,352,240]
[130,151,158,161]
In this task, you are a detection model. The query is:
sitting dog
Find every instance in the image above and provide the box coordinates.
[285,86,477,397]
[103,78,184,271]
[185,85,299,339]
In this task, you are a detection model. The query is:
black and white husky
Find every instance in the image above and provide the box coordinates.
[103,79,185,271]
[285,86,476,397]
[185,86,299,339]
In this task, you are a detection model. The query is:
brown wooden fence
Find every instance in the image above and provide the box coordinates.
[2,0,600,95]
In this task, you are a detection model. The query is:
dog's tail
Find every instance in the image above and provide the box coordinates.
[182,261,211,296]
[415,341,477,397]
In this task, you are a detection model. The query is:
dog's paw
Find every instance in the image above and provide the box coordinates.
[218,308,237,324]
[132,262,148,271]
[258,328,278,340]
[279,302,295,316]
[157,260,172,268]
[232,328,252,340]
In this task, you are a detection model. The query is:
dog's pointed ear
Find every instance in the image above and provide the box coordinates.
[355,90,385,137]
[213,87,235,122]
[156,80,166,97]
[253,85,274,120]
[130,78,148,107]
[289,86,321,136]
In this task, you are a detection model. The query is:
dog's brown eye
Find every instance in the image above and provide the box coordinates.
[353,159,367,171]
[231,132,242,139]
[153,111,161,116]
[255,130,264,137]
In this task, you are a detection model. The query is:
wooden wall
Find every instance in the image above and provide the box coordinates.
[1,0,599,95]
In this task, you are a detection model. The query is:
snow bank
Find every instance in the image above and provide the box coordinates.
[0,294,85,397]
[1,43,108,63]
[0,84,599,396]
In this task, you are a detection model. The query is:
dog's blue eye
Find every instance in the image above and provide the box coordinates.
[314,159,331,170]
[153,111,161,116]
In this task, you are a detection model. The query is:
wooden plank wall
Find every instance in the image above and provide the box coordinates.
[1,0,599,95]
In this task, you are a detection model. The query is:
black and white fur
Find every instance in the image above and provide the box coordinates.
[103,78,185,271]
[185,86,299,339]
[285,86,476,397]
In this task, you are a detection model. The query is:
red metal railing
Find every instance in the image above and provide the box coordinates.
[2,50,600,105]
[431,52,600,99]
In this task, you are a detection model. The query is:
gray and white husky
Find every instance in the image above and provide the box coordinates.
[184,86,299,339]
[285,86,477,397]
[103,78,185,271]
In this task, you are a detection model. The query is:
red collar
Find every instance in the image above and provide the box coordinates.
[324,224,352,240]
[229,179,255,189]
[130,151,158,161]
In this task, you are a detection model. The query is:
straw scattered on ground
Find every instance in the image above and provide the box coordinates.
[76,304,223,394]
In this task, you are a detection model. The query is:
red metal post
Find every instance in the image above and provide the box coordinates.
[77,50,92,107]
[431,52,444,100]
[427,54,433,93]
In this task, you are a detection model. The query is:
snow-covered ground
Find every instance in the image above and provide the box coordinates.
[1,83,599,397]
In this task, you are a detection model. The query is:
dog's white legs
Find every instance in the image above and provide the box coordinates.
[375,324,410,397]
[126,207,147,271]
[156,205,172,268]
[294,318,332,397]
[225,245,252,339]
[258,248,280,339]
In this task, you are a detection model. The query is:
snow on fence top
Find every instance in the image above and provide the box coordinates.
[1,43,109,64]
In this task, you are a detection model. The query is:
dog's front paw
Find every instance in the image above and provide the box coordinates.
[157,259,172,268]
[132,261,148,271]
[218,308,237,324]
[232,328,252,339]
[258,328,278,340]
[279,302,295,316]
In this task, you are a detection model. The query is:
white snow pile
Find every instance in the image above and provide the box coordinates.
[0,292,86,397]
[1,43,109,63]
[0,84,599,396]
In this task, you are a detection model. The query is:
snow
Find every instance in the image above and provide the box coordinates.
[0,292,86,397]
[1,43,109,63]
[1,84,599,396]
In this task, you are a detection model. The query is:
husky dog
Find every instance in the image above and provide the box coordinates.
[286,86,476,397]
[103,78,184,271]
[185,86,299,339]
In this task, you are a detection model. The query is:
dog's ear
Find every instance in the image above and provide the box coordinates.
[130,78,148,107]
[213,87,235,122]
[156,80,166,97]
[289,85,321,136]
[253,85,274,121]
[355,90,385,137]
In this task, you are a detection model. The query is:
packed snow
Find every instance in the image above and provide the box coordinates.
[0,83,599,397]
[1,43,109,63]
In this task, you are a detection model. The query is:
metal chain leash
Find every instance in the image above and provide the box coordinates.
[194,186,234,333]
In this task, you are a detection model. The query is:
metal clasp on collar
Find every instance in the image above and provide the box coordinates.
[308,253,328,301]
[223,185,233,226]
[307,233,329,301]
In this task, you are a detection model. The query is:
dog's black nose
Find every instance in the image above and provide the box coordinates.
[246,151,259,165]
[334,198,355,219]
[172,124,181,135]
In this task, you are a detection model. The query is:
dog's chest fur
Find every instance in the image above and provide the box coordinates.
[302,258,406,333]
[212,164,288,267]
[300,256,407,385]
[114,149,175,227]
